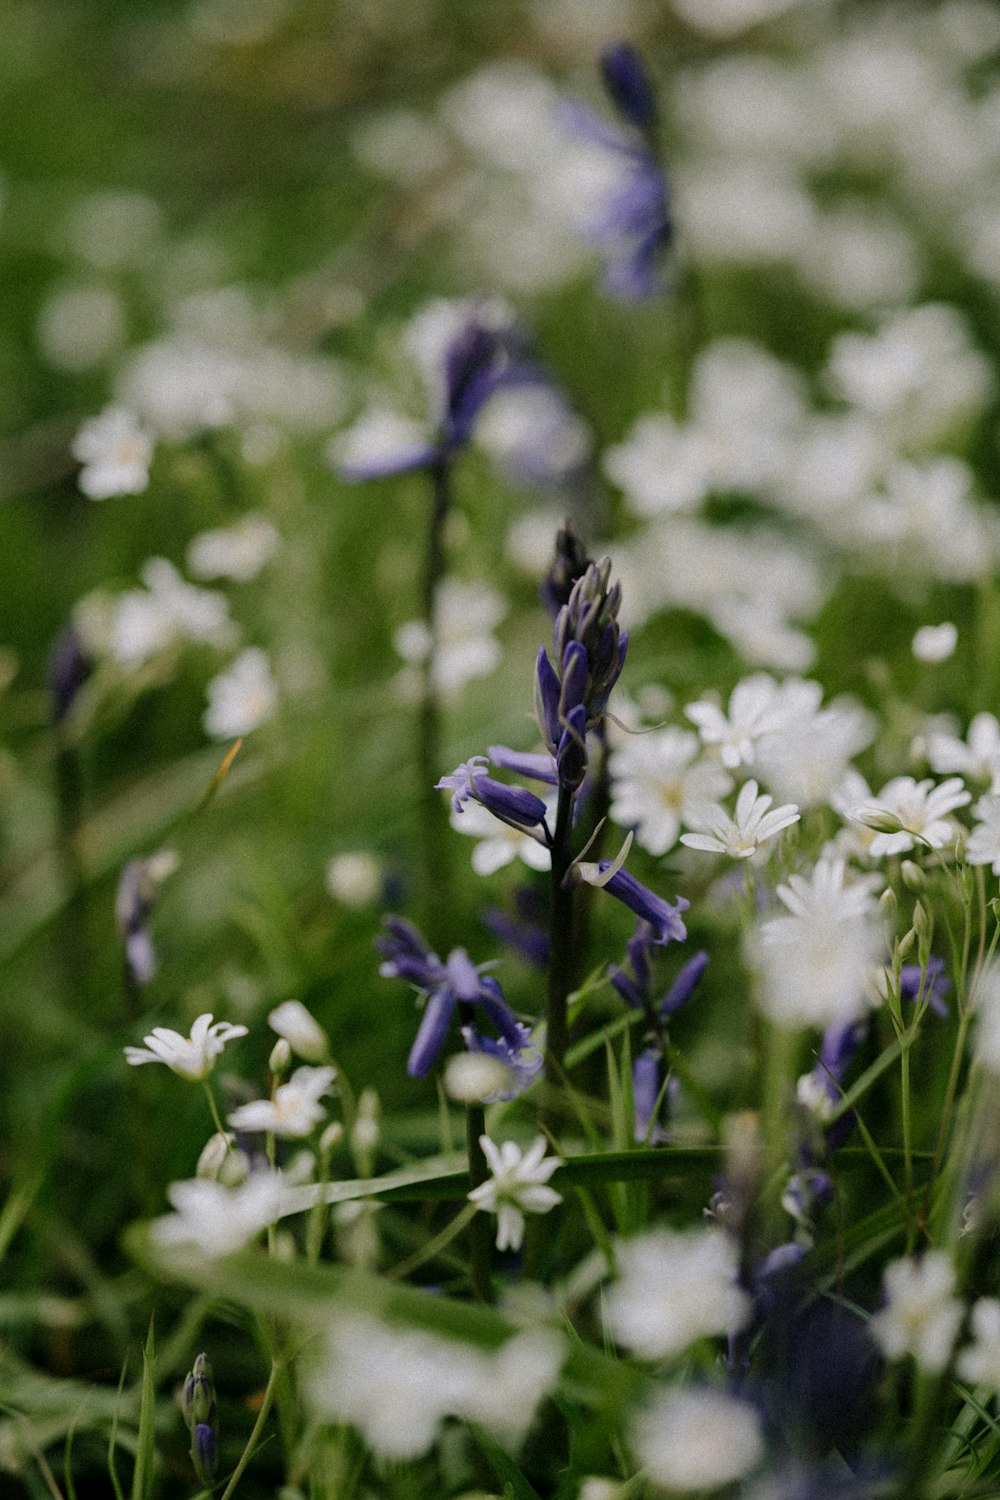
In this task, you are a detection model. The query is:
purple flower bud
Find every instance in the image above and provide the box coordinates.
[192,1423,218,1484]
[488,745,558,784]
[659,950,708,1018]
[534,647,563,752]
[556,704,588,791]
[600,42,658,131]
[49,624,90,726]
[541,524,591,619]
[632,1047,669,1144]
[436,758,548,828]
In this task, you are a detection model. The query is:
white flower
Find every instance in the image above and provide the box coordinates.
[72,406,153,499]
[966,795,1000,874]
[228,1065,335,1138]
[325,851,382,907]
[771,856,882,923]
[108,558,233,667]
[870,1252,963,1372]
[305,1312,562,1460]
[605,1228,751,1361]
[957,1298,1000,1389]
[853,776,971,857]
[928,712,1000,789]
[268,1000,329,1064]
[684,674,790,770]
[608,729,733,856]
[150,1171,283,1258]
[468,1135,562,1252]
[632,1387,764,1492]
[974,968,1000,1074]
[203,648,278,739]
[124,1012,248,1080]
[755,895,884,1032]
[187,514,280,582]
[449,795,552,876]
[753,694,876,809]
[681,779,800,860]
[913,622,958,662]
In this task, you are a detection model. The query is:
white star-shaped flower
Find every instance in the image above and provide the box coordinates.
[966,795,1000,875]
[852,776,970,857]
[468,1135,562,1252]
[228,1065,336,1138]
[680,779,800,859]
[124,1013,248,1081]
[151,1171,284,1258]
[871,1252,963,1373]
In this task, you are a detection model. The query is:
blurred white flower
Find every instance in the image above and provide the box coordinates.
[203,648,278,739]
[974,967,1000,1073]
[468,1135,562,1251]
[38,284,125,372]
[671,0,800,37]
[124,1013,248,1080]
[632,1387,764,1492]
[325,851,383,907]
[187,514,280,582]
[957,1298,1000,1389]
[605,1228,751,1361]
[913,623,958,663]
[449,795,552,876]
[871,1252,963,1372]
[684,674,792,771]
[395,578,508,699]
[109,558,234,667]
[928,712,1000,788]
[228,1065,336,1138]
[305,1311,562,1459]
[681,779,800,860]
[268,1000,329,1064]
[151,1170,283,1258]
[72,406,153,500]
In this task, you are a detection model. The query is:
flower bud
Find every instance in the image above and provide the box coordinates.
[182,1354,216,1431]
[196,1132,234,1180]
[319,1121,344,1158]
[192,1422,218,1484]
[268,999,329,1064]
[900,860,925,893]
[269,1038,292,1076]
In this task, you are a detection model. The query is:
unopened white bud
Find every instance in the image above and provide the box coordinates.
[858,807,904,835]
[325,852,382,908]
[444,1051,512,1103]
[268,1000,328,1064]
[196,1132,234,1180]
[269,1038,292,1076]
[319,1121,344,1157]
[900,860,925,892]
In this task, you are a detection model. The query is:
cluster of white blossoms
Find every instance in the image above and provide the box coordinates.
[869,1251,1000,1389]
[305,1312,564,1460]
[604,1227,752,1361]
[394,576,508,700]
[203,646,279,740]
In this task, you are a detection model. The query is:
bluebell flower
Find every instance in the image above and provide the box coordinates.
[575,859,688,945]
[563,46,671,300]
[612,927,708,1015]
[377,918,527,1078]
[540,523,591,621]
[436,756,550,831]
[49,623,90,725]
[335,303,552,482]
[900,957,949,1017]
[481,887,549,969]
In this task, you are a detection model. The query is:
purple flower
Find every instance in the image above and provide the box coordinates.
[632,1046,675,1144]
[563,54,671,301]
[600,42,658,132]
[436,756,549,830]
[584,863,688,945]
[612,930,708,1015]
[900,957,949,1017]
[336,305,554,481]
[377,919,526,1078]
[49,623,90,725]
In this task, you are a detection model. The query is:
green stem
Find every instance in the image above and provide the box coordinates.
[544,785,577,1115]
[418,459,452,948]
[201,1080,229,1147]
[464,1101,494,1303]
[216,1358,281,1500]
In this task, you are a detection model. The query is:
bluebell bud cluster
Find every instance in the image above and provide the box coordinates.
[535,557,628,792]
[182,1352,219,1486]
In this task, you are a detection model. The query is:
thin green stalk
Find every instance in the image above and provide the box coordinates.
[201,1080,230,1147]
[418,459,452,948]
[464,1100,495,1304]
[544,784,577,1117]
[216,1358,281,1500]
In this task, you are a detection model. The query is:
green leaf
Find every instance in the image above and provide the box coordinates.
[468,1425,543,1500]
[130,1321,156,1500]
